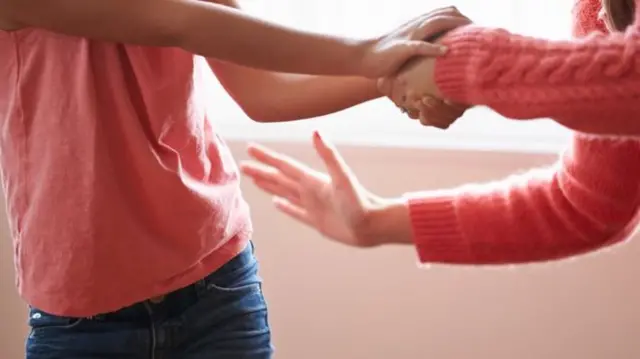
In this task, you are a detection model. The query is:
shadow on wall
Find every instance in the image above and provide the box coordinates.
[1,141,639,359]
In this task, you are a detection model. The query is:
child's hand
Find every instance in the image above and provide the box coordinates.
[358,6,471,78]
[378,53,469,129]
[390,56,440,101]
[415,97,469,129]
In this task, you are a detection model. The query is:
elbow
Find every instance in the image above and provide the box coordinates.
[240,106,277,123]
[244,110,282,123]
[220,89,285,123]
[240,103,296,123]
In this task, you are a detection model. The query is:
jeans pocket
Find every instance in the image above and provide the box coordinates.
[28,308,85,331]
[202,244,262,295]
[205,279,261,294]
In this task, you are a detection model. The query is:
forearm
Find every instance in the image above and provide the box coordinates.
[204,0,380,121]
[433,21,640,136]
[178,3,368,75]
[7,0,367,76]
[210,60,380,122]
[262,74,380,121]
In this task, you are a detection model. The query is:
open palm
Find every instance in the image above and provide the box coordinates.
[240,132,380,247]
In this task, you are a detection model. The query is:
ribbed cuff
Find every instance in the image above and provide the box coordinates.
[434,25,495,104]
[404,191,473,264]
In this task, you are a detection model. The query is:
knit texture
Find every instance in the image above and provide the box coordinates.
[408,0,640,265]
[434,0,640,136]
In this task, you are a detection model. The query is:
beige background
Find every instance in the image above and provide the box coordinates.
[1,141,639,359]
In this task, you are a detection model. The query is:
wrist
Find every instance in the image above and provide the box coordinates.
[349,38,377,78]
[362,77,383,100]
[362,196,414,247]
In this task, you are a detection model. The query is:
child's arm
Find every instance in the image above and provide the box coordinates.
[368,136,640,265]
[0,0,440,77]
[204,0,379,122]
[210,62,381,122]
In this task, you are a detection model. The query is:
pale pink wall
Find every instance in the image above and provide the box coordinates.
[1,142,639,359]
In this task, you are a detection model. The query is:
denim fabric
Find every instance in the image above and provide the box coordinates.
[26,242,273,359]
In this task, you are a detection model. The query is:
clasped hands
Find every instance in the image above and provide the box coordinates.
[379,6,471,129]
[239,7,475,249]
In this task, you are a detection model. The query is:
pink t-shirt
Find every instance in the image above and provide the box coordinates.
[0,29,252,317]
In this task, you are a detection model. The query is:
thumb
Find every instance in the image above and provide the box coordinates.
[311,131,358,192]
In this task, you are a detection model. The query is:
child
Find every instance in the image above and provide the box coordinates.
[240,0,640,266]
[0,1,469,358]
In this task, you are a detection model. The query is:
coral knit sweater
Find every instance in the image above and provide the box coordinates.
[408,0,640,264]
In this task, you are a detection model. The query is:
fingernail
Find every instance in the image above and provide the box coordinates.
[438,46,448,54]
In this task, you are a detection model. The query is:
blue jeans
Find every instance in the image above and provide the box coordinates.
[26,242,273,359]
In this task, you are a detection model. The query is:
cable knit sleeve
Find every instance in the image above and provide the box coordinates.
[407,136,640,265]
[434,1,640,136]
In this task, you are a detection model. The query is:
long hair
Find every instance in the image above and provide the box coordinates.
[602,0,636,31]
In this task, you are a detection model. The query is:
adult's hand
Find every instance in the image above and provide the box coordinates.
[378,6,472,128]
[240,132,409,248]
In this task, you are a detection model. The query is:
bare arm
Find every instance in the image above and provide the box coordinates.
[0,0,369,75]
[203,0,380,122]
[210,61,380,122]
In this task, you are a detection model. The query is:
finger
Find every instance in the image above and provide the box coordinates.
[418,113,433,127]
[253,178,302,206]
[417,110,455,129]
[397,6,456,33]
[405,6,464,31]
[246,143,308,180]
[240,162,298,190]
[241,163,302,203]
[407,109,420,119]
[240,161,282,182]
[386,77,409,109]
[443,100,470,114]
[311,131,357,189]
[404,40,448,57]
[272,197,314,227]
[420,97,468,119]
[412,15,472,42]
[398,96,423,120]
[418,111,455,129]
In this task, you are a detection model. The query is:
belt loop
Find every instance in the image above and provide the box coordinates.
[194,278,207,298]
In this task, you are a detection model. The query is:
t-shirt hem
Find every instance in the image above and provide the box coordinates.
[21,232,251,317]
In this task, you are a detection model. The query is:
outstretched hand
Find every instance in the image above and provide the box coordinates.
[240,132,398,247]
